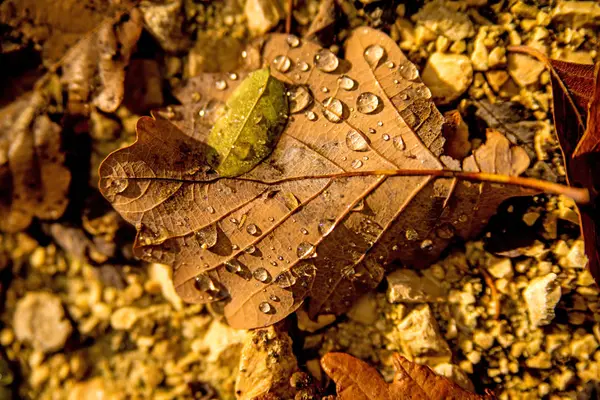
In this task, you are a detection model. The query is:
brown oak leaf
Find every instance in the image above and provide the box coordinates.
[99,28,539,329]
[320,352,495,400]
[510,47,600,284]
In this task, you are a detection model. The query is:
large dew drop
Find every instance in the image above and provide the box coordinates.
[274,271,297,288]
[363,44,386,69]
[346,130,369,152]
[393,136,405,150]
[338,75,356,90]
[296,242,316,259]
[288,86,313,114]
[111,178,128,193]
[273,55,292,73]
[322,97,344,123]
[351,159,363,169]
[259,301,273,314]
[314,48,339,72]
[286,34,300,48]
[196,224,218,249]
[253,268,270,282]
[356,92,381,114]
[215,80,227,90]
[195,274,220,295]
[398,62,419,80]
[246,223,260,236]
[318,219,335,236]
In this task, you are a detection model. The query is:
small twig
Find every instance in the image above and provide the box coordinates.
[286,0,293,33]
[480,268,500,320]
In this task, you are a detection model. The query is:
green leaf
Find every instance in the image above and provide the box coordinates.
[207,68,288,177]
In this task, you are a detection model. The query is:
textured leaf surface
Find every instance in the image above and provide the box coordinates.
[99,28,532,329]
[207,68,288,177]
[321,352,495,400]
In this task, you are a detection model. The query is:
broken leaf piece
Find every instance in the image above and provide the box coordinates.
[100,28,538,330]
[321,352,494,399]
[207,68,288,177]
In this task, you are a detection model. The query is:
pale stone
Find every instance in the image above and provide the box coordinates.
[397,304,452,359]
[570,334,599,360]
[551,1,600,28]
[13,292,72,353]
[297,309,336,333]
[508,53,545,87]
[488,47,507,68]
[347,293,378,325]
[412,2,475,41]
[244,0,285,35]
[387,269,446,303]
[487,258,514,279]
[110,307,140,330]
[560,240,587,269]
[485,70,510,92]
[68,377,116,400]
[471,31,489,71]
[148,263,183,310]
[433,363,475,391]
[197,320,247,363]
[235,326,298,400]
[523,273,561,327]
[525,352,552,369]
[422,53,473,105]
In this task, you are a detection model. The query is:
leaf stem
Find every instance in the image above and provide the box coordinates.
[286,0,293,33]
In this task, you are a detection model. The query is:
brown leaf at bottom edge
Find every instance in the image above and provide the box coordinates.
[320,352,495,400]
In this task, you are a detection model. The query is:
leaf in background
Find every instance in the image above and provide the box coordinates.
[0,92,71,232]
[207,68,288,177]
[320,352,495,400]
[100,28,538,329]
[510,47,600,284]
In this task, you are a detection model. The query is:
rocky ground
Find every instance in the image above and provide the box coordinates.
[1,0,599,399]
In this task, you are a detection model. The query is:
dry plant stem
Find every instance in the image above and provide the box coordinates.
[480,268,500,320]
[286,0,293,33]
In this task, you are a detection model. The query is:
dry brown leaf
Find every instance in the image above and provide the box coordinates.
[99,28,537,329]
[0,92,71,232]
[321,352,495,400]
[510,47,600,284]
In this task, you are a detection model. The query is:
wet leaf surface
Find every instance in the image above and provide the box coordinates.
[321,352,495,399]
[512,47,600,285]
[100,28,535,329]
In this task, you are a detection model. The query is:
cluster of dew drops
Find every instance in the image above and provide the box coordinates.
[196,33,439,315]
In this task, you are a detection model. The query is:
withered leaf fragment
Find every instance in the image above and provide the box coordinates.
[100,28,535,329]
[511,47,600,284]
[0,92,71,232]
[207,68,288,177]
[321,352,495,400]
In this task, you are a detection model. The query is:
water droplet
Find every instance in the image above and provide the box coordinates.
[393,136,405,150]
[314,48,339,72]
[288,86,312,113]
[338,75,355,90]
[269,295,280,302]
[274,271,297,288]
[318,219,335,235]
[356,92,380,114]
[305,111,317,121]
[244,245,256,254]
[382,134,390,141]
[364,44,386,69]
[459,214,468,223]
[253,268,270,282]
[286,34,300,48]
[241,50,248,58]
[321,87,329,93]
[351,159,363,169]
[195,274,219,294]
[259,301,273,314]
[405,228,419,241]
[322,97,344,123]
[298,61,309,71]
[207,206,215,214]
[368,128,376,134]
[352,199,365,212]
[377,121,383,127]
[387,61,395,69]
[420,239,433,251]
[273,55,292,72]
[111,178,128,193]
[346,129,369,152]
[300,228,309,235]
[229,72,238,80]
[416,85,432,99]
[196,224,218,248]
[296,242,316,259]
[436,223,455,239]
[225,259,242,273]
[232,142,254,160]
[398,62,419,80]
[246,223,260,236]
[215,80,227,90]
